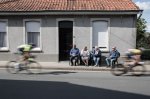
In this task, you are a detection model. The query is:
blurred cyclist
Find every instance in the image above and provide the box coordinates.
[125,48,143,66]
[17,43,36,61]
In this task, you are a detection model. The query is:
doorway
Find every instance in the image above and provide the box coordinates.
[59,21,73,61]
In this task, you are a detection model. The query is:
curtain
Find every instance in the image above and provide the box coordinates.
[0,21,6,47]
[27,32,40,47]
[25,21,40,47]
[0,32,6,47]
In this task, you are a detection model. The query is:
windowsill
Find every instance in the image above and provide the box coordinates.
[100,49,109,52]
[0,47,9,52]
[31,48,42,52]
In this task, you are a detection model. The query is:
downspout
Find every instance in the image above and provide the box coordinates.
[137,10,143,20]
[136,10,143,48]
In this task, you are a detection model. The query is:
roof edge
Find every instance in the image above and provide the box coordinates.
[0,10,142,15]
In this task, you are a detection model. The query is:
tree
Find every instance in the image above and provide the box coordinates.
[136,18,150,48]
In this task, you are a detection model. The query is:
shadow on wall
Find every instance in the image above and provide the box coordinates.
[0,79,150,99]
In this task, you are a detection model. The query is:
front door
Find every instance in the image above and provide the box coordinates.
[59,21,73,61]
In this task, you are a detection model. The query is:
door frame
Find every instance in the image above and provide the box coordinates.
[56,18,75,61]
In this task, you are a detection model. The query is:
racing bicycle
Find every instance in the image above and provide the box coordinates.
[6,53,42,74]
[111,57,146,76]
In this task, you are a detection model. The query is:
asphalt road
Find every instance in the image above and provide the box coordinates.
[0,69,150,99]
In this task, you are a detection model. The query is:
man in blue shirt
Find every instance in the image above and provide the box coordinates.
[105,46,120,67]
[70,44,80,66]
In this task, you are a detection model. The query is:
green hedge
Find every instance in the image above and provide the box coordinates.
[141,49,150,60]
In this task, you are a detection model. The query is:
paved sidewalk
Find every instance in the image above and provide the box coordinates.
[0,61,111,71]
[0,61,150,71]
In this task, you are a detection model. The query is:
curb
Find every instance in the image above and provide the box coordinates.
[0,61,111,71]
[0,65,111,71]
[41,66,111,71]
[1,65,150,72]
[0,61,150,72]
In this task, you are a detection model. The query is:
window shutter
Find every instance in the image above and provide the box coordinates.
[92,20,108,50]
[26,21,40,32]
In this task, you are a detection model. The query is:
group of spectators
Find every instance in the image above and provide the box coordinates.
[16,43,142,68]
[69,44,120,67]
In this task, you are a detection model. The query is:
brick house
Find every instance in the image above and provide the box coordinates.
[0,0,141,62]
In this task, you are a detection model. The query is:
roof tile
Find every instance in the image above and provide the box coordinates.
[0,0,140,11]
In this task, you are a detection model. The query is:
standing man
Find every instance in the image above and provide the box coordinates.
[70,44,80,66]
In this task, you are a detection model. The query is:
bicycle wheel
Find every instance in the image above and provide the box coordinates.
[111,64,126,76]
[6,61,19,74]
[131,64,146,76]
[26,61,42,74]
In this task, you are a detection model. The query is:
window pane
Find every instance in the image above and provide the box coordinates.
[27,32,40,47]
[0,32,6,47]
[92,21,108,48]
[26,21,40,32]
[0,21,6,32]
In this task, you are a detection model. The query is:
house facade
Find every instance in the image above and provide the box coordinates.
[0,0,140,62]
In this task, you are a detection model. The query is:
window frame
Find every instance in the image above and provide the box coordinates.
[0,19,9,51]
[90,18,110,52]
[56,18,75,55]
[23,19,42,51]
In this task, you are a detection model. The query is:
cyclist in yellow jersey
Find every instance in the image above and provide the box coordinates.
[128,49,141,55]
[125,48,142,66]
[17,43,36,61]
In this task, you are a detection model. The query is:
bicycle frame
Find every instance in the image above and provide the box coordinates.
[6,52,41,74]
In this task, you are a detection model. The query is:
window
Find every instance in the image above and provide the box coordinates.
[25,21,40,49]
[92,20,109,51]
[0,21,8,50]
